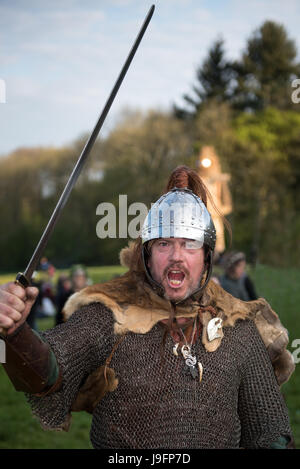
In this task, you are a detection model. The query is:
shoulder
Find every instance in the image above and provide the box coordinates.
[41,301,116,362]
[219,275,236,290]
[66,301,115,332]
[223,318,263,349]
[42,301,115,345]
[222,318,268,370]
[219,274,227,285]
[203,318,270,379]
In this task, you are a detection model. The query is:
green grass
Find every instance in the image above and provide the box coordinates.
[0,265,127,286]
[250,264,300,449]
[0,264,299,448]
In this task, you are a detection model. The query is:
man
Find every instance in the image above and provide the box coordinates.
[220,251,258,301]
[0,166,295,449]
[55,265,89,326]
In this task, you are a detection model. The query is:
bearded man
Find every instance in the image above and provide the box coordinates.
[0,166,295,449]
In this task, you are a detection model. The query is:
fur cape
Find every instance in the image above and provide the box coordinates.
[63,242,295,414]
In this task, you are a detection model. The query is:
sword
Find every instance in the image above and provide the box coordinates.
[15,5,155,289]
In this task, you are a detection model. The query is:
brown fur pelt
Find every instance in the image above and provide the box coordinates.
[65,241,295,413]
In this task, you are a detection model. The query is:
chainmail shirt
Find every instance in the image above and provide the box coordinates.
[26,302,292,449]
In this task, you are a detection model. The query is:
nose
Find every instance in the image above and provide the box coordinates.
[169,242,184,262]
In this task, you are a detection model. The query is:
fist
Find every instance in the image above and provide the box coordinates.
[0,282,39,335]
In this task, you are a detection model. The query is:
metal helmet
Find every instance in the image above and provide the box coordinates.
[141,187,216,302]
[141,188,216,250]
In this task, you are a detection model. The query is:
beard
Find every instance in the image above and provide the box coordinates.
[161,262,206,302]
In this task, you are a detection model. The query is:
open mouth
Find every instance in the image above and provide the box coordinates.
[167,269,186,288]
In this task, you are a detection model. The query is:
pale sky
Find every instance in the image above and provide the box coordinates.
[1,0,300,156]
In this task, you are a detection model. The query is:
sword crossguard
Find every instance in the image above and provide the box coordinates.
[15,273,30,289]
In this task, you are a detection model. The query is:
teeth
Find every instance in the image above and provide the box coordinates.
[168,270,185,287]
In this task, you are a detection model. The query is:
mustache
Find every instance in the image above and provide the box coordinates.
[163,263,189,278]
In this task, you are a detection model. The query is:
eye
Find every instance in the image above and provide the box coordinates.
[158,240,169,247]
[155,240,170,251]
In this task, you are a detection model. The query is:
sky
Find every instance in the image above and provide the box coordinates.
[0,0,300,156]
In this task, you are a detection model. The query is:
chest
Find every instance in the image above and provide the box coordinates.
[107,324,243,406]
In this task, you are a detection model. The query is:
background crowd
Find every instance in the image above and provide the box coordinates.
[26,258,91,331]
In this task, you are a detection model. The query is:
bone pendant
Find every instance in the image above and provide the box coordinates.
[173,343,179,356]
[207,317,223,342]
[198,362,203,383]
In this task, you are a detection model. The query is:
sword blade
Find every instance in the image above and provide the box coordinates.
[17,4,155,287]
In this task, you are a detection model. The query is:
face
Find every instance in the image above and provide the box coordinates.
[72,274,87,291]
[63,279,72,291]
[232,260,246,279]
[147,238,206,302]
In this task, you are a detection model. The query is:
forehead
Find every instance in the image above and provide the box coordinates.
[235,259,246,266]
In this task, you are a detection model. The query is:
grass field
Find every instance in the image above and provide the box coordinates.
[0,264,299,449]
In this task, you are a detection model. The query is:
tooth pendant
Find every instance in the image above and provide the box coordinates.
[198,362,203,383]
[173,343,179,356]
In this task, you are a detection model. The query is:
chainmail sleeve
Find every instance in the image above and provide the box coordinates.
[237,320,293,448]
[26,302,115,431]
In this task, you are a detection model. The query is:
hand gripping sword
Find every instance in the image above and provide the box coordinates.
[15,5,155,289]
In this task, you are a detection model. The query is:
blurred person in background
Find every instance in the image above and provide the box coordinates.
[55,266,90,325]
[39,257,50,272]
[220,252,258,301]
[55,274,73,326]
[26,272,43,332]
[70,265,91,292]
[38,263,57,319]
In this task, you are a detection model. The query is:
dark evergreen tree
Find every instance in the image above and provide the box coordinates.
[232,21,300,111]
[174,38,233,119]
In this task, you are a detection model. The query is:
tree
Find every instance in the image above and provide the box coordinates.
[100,110,193,203]
[0,110,196,271]
[221,107,300,266]
[232,21,300,111]
[174,39,233,119]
